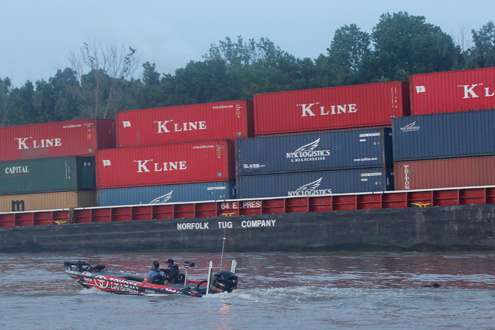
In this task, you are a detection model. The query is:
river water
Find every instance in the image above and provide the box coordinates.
[1,252,495,330]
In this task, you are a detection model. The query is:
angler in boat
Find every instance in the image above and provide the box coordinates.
[145,259,183,284]
[64,259,238,297]
[146,260,166,284]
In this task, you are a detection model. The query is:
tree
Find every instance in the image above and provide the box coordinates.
[49,68,84,120]
[204,36,307,96]
[0,78,12,126]
[69,42,139,118]
[467,22,495,68]
[369,12,460,80]
[142,62,160,86]
[326,24,371,84]
[6,81,34,125]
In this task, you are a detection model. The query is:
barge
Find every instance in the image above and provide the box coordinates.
[1,186,495,252]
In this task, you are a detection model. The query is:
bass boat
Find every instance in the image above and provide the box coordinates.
[64,260,238,297]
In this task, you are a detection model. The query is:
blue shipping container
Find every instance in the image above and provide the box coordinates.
[237,128,392,176]
[393,110,495,161]
[237,168,392,199]
[97,181,235,206]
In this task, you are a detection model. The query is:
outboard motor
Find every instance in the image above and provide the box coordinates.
[211,271,238,293]
[64,261,105,273]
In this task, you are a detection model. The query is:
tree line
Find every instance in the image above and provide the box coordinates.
[1,12,495,126]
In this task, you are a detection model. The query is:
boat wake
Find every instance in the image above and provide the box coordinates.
[230,286,346,303]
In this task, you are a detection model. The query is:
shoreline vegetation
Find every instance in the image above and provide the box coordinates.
[1,12,495,126]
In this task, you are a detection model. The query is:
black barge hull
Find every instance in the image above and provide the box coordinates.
[1,204,495,252]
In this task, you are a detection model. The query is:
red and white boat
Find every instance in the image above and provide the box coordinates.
[64,260,238,297]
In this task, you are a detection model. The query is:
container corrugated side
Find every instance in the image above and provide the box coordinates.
[237,168,392,199]
[394,156,495,190]
[410,67,495,115]
[253,81,408,135]
[392,110,495,161]
[237,127,392,176]
[0,157,95,195]
[116,100,252,147]
[0,119,115,161]
[97,181,235,206]
[0,191,96,212]
[96,141,233,189]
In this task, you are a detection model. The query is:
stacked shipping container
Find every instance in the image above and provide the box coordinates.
[94,101,251,206]
[0,157,96,195]
[96,141,235,206]
[393,109,495,190]
[234,81,407,199]
[3,66,495,212]
[253,81,408,135]
[116,100,252,147]
[0,119,115,161]
[410,67,495,115]
[0,119,113,212]
[392,67,495,190]
[236,128,393,198]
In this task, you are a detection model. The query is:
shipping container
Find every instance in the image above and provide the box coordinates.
[237,168,392,199]
[253,81,408,135]
[116,100,252,147]
[410,67,495,115]
[393,110,495,161]
[237,128,392,176]
[96,141,233,189]
[0,191,96,212]
[394,156,495,190]
[97,181,235,206]
[0,119,115,161]
[0,157,95,195]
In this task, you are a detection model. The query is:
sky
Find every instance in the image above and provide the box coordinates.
[1,0,494,85]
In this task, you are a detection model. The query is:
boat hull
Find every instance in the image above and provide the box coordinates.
[2,204,495,252]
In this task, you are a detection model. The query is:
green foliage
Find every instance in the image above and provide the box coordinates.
[325,24,371,84]
[1,13,495,126]
[467,22,495,68]
[0,78,12,125]
[369,12,460,80]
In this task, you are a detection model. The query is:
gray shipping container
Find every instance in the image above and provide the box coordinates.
[393,109,495,161]
[237,168,392,199]
[97,181,235,206]
[0,157,95,195]
[237,128,392,176]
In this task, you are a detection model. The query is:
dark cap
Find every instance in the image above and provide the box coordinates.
[167,259,174,264]
[153,260,160,268]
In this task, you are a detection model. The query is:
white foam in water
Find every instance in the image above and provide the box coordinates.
[230,286,347,303]
[79,287,106,295]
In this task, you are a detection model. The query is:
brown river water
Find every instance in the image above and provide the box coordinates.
[1,252,495,329]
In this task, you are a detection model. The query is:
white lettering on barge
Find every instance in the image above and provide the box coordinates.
[177,222,209,231]
[241,219,277,228]
[175,219,277,231]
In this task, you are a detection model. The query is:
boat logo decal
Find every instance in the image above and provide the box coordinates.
[95,278,110,289]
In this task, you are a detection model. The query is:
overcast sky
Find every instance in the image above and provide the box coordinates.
[1,0,494,84]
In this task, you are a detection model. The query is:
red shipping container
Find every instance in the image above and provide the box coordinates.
[0,119,115,161]
[253,81,408,135]
[410,67,495,115]
[96,141,232,189]
[394,156,495,190]
[116,100,252,147]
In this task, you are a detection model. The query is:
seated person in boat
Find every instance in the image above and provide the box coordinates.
[165,259,180,283]
[146,260,165,284]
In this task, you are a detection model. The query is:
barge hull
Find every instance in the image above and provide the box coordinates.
[1,204,495,252]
